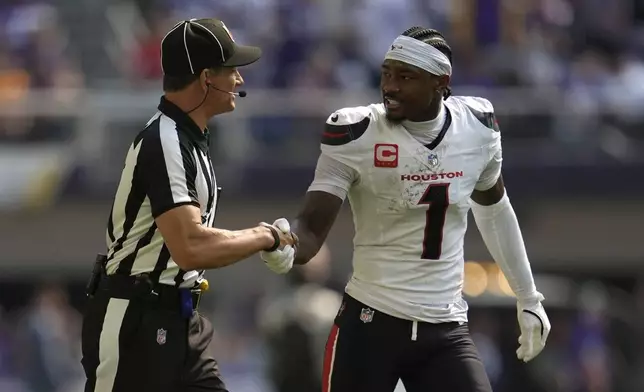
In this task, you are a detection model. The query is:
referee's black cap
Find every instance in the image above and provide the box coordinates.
[161,18,262,76]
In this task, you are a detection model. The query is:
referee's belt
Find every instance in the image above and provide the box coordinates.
[98,273,202,313]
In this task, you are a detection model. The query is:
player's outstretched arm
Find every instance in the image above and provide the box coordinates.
[471,175,551,363]
[259,192,341,274]
[291,191,343,265]
[263,107,363,269]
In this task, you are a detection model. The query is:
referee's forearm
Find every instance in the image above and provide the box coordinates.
[182,226,274,270]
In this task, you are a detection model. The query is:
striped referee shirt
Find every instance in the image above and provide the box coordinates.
[105,97,217,288]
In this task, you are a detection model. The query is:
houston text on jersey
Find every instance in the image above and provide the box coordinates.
[401,172,464,181]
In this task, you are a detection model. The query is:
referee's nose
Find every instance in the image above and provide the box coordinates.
[235,69,244,87]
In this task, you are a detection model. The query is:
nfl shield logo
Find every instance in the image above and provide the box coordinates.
[156,328,167,345]
[428,153,439,168]
[359,308,374,323]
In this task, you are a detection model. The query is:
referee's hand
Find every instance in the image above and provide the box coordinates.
[260,218,297,274]
[260,219,297,249]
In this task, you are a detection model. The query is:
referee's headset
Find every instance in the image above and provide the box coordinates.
[186,70,247,114]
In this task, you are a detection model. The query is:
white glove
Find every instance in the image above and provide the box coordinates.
[516,293,551,362]
[260,218,295,274]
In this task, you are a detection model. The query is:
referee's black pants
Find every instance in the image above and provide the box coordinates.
[323,294,493,392]
[81,275,228,392]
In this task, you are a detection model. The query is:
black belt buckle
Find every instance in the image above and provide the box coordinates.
[85,253,107,298]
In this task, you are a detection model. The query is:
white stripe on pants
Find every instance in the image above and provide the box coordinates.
[94,298,130,392]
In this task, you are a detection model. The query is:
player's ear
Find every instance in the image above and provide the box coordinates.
[434,75,450,97]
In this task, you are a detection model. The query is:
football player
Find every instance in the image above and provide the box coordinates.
[261,27,551,392]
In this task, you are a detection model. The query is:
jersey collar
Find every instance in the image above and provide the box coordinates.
[158,96,210,153]
[424,106,451,150]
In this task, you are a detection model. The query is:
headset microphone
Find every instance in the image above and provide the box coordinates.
[209,84,247,97]
[187,83,246,114]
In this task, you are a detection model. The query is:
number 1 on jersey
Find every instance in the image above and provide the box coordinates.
[418,183,450,260]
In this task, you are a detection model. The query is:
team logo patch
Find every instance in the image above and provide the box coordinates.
[156,328,167,345]
[374,144,398,168]
[360,307,375,323]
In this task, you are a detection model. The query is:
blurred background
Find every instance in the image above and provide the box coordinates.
[0,0,643,391]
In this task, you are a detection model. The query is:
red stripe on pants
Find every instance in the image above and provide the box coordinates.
[322,324,340,392]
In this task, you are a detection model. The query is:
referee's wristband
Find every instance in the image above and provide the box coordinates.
[260,223,280,252]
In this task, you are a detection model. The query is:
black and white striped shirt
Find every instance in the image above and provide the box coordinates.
[105,97,217,288]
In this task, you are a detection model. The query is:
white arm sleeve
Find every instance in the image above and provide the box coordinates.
[470,191,540,304]
[475,138,502,191]
[307,153,358,201]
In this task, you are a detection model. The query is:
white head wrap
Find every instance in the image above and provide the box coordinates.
[384,35,452,76]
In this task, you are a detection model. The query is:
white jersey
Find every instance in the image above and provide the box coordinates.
[308,96,502,323]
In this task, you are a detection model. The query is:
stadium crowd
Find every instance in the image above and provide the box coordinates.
[2,0,644,144]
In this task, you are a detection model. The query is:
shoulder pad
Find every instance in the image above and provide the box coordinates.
[321,106,371,146]
[452,96,500,132]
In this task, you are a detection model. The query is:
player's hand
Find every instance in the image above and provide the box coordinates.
[516,293,551,362]
[260,218,298,274]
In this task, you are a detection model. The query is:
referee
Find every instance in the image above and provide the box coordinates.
[81,18,295,392]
